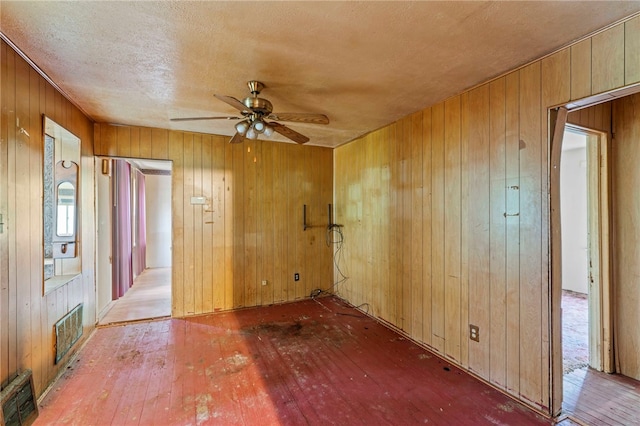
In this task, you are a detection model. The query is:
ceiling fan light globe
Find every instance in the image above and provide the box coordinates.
[246,127,258,140]
[263,125,274,137]
[253,120,266,133]
[235,120,249,135]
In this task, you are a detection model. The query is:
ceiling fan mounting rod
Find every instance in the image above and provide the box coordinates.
[247,80,264,95]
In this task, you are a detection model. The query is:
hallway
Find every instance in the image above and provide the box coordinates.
[99,268,171,325]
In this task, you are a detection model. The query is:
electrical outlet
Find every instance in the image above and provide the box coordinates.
[261,280,268,286]
[469,324,479,342]
[294,273,300,281]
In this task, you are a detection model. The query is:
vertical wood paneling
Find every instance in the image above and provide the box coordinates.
[15,51,32,376]
[612,94,640,380]
[467,85,490,377]
[222,137,234,308]
[421,109,433,348]
[335,19,640,413]
[129,126,140,158]
[489,78,507,387]
[361,132,374,313]
[201,135,214,313]
[376,128,391,319]
[459,94,470,368]
[570,39,592,101]
[151,128,168,159]
[169,131,184,315]
[542,50,571,107]
[592,24,625,94]
[231,142,245,308]
[387,123,398,325]
[567,102,612,132]
[519,62,544,407]
[271,143,285,304]
[210,135,225,311]
[625,15,640,85]
[1,40,95,397]
[262,143,275,305]
[430,103,445,353]
[192,134,204,314]
[139,127,152,159]
[410,112,423,341]
[285,145,298,301]
[0,41,10,389]
[444,97,461,362]
[28,70,42,390]
[541,51,572,411]
[184,133,196,314]
[94,123,333,315]
[6,47,18,384]
[117,126,131,158]
[0,43,10,386]
[244,141,257,307]
[400,116,411,333]
[504,71,521,396]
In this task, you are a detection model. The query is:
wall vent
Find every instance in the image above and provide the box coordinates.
[55,303,83,364]
[0,369,38,426]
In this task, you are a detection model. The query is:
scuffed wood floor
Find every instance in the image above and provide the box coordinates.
[36,296,550,425]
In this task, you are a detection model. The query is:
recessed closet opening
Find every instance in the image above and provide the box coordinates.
[96,157,172,325]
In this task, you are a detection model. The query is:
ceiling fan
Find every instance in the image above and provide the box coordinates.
[170,81,329,144]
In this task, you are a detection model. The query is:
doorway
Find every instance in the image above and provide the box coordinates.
[560,128,589,376]
[96,157,172,324]
[560,124,612,375]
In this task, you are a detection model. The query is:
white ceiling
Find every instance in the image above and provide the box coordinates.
[2,1,639,148]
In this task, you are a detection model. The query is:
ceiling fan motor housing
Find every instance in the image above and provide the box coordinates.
[243,96,273,116]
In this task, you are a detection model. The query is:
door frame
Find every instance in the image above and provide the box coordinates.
[562,124,613,372]
[550,106,614,415]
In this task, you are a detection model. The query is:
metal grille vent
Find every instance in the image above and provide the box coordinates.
[55,303,83,364]
[0,369,38,426]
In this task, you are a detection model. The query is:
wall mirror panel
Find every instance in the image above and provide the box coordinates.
[43,116,81,290]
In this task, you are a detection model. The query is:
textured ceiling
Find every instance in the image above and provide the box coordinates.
[2,1,640,148]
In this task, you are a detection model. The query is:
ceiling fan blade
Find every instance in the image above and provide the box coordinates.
[170,116,240,122]
[214,94,252,114]
[270,122,309,144]
[267,112,329,125]
[229,132,245,144]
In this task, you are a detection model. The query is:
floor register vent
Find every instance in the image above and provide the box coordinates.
[0,369,38,426]
[55,303,83,364]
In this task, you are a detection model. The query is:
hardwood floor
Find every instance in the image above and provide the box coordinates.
[99,267,171,325]
[561,290,640,425]
[563,368,640,425]
[562,290,588,374]
[36,296,550,425]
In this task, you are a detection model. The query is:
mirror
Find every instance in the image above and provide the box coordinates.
[44,116,81,284]
[53,160,78,241]
[56,181,75,237]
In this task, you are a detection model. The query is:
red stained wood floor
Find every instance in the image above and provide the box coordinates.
[36,296,551,425]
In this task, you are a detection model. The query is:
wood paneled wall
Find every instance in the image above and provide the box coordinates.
[334,15,640,414]
[567,102,612,132]
[0,40,96,396]
[612,93,640,380]
[94,124,334,316]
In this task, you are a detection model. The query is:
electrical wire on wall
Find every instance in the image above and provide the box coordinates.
[310,224,348,299]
